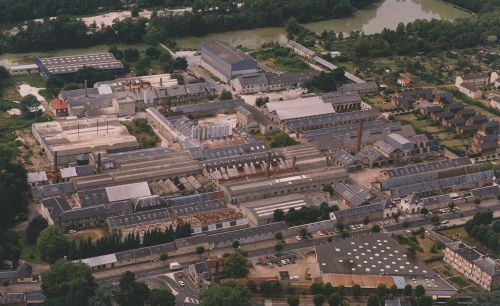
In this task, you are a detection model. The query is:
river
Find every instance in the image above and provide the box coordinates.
[176,0,471,49]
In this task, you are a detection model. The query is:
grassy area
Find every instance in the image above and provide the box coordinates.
[16,230,43,264]
[253,44,310,72]
[65,227,108,242]
[440,226,499,258]
[362,95,397,111]
[0,43,152,66]
[122,118,160,148]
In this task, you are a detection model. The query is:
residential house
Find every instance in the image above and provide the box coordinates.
[0,264,34,284]
[455,73,489,88]
[50,98,69,117]
[457,82,483,99]
[392,89,433,109]
[490,71,500,88]
[397,77,410,87]
[340,81,378,94]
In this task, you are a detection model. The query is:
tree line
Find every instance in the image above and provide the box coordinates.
[464,210,500,253]
[0,0,193,25]
[0,0,378,53]
[273,202,339,226]
[35,223,192,263]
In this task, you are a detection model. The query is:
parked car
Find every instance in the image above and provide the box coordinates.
[178,280,186,287]
[289,275,299,280]
[281,259,287,265]
[277,261,282,266]
[177,272,183,278]
[68,230,77,234]
[286,259,292,264]
[267,263,273,268]
[295,235,302,241]
[317,231,324,236]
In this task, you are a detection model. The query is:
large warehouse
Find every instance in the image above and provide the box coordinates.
[200,41,258,83]
[36,53,124,79]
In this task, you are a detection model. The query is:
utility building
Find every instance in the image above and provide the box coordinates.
[36,53,124,79]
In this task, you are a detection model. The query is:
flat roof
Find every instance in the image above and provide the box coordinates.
[80,253,117,267]
[105,182,151,202]
[316,233,429,276]
[265,96,335,121]
[38,52,123,74]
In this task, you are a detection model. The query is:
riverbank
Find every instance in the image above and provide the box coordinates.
[435,0,475,15]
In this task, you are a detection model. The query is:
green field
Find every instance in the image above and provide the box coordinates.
[16,230,43,264]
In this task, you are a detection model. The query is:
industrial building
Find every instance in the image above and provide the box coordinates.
[330,203,383,224]
[321,91,362,112]
[221,167,348,204]
[262,96,336,124]
[200,41,258,83]
[32,116,139,167]
[8,64,39,76]
[41,197,107,231]
[340,81,378,95]
[333,182,375,208]
[379,158,494,198]
[36,53,124,79]
[316,233,457,296]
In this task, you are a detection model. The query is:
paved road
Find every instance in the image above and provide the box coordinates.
[385,204,500,232]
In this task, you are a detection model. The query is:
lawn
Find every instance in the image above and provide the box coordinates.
[16,230,43,264]
[363,95,397,111]
[253,44,310,73]
[440,226,499,258]
[66,227,108,242]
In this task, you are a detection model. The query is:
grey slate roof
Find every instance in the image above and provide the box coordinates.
[333,203,383,219]
[334,182,373,207]
[201,41,255,65]
[340,81,378,93]
[78,188,109,207]
[322,90,361,105]
[31,182,76,200]
[207,221,288,244]
[334,150,360,167]
[265,71,319,85]
[384,157,471,179]
[286,109,380,131]
[42,197,71,221]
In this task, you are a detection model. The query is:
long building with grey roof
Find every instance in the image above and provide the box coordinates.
[285,109,380,133]
[36,52,124,79]
[221,167,348,204]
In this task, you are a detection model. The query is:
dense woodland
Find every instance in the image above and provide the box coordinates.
[0,0,377,53]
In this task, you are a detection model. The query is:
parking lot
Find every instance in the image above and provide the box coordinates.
[249,252,321,282]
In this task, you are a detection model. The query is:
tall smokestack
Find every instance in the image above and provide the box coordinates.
[266,152,271,177]
[97,153,102,174]
[54,151,58,171]
[356,120,364,153]
[84,80,88,98]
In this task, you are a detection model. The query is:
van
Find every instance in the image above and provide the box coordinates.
[169,262,182,271]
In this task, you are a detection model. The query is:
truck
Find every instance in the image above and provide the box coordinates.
[169,262,182,271]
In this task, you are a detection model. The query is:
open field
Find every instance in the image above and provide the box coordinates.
[440,226,499,258]
[363,95,397,111]
[65,227,108,242]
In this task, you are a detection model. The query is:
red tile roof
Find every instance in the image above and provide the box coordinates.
[51,99,68,110]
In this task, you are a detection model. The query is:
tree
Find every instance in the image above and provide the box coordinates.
[377,284,388,297]
[20,94,40,117]
[367,294,380,306]
[474,198,481,205]
[300,228,308,238]
[42,261,95,306]
[220,90,233,100]
[275,232,284,241]
[9,246,20,268]
[323,283,334,296]
[160,253,168,261]
[288,295,300,306]
[173,57,188,70]
[26,215,48,245]
[148,288,176,306]
[260,280,282,298]
[88,283,120,306]
[256,96,269,107]
[322,184,333,195]
[420,208,429,215]
[196,246,206,258]
[131,5,140,17]
[404,284,412,296]
[415,284,425,297]
[363,216,370,225]
[124,48,140,62]
[117,271,150,306]
[402,221,410,228]
[313,294,325,306]
[430,215,440,223]
[201,281,250,306]
[418,295,433,306]
[336,223,345,232]
[274,209,285,222]
[446,298,458,306]
[232,240,240,250]
[372,224,381,233]
[311,283,323,295]
[74,66,113,87]
[390,284,398,296]
[224,254,250,278]
[328,293,342,306]
[274,243,284,255]
[247,280,257,293]
[352,284,362,299]
[37,226,69,263]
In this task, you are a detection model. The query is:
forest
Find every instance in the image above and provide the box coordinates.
[0,0,378,53]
